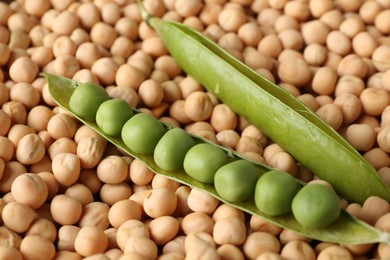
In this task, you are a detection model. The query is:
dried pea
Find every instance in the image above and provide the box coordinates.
[11,173,48,209]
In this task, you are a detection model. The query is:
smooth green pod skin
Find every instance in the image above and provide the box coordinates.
[96,99,134,136]
[254,170,300,216]
[214,160,259,203]
[183,143,228,183]
[145,12,390,205]
[154,128,195,171]
[121,113,165,155]
[292,184,341,229]
[69,82,109,121]
[45,62,390,245]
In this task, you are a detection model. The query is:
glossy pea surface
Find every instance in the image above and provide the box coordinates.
[254,170,300,216]
[214,160,258,203]
[292,183,341,229]
[183,143,227,184]
[69,82,109,121]
[154,128,195,171]
[121,113,165,155]
[96,99,134,137]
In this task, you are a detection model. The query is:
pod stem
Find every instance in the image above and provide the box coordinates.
[137,0,152,25]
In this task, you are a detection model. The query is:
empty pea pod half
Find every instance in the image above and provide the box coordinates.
[45,73,390,245]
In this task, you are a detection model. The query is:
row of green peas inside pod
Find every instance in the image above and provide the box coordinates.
[69,81,342,230]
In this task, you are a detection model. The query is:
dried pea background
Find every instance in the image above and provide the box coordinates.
[1,0,390,259]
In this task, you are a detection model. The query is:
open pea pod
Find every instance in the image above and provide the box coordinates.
[138,4,390,206]
[44,72,390,245]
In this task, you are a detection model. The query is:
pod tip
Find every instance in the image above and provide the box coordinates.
[379,231,390,244]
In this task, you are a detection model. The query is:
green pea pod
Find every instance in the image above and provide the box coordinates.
[44,72,390,245]
[138,3,390,205]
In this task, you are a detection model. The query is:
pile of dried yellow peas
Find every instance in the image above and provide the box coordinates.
[1,0,390,259]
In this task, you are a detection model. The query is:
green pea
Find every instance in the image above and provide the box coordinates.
[214,160,258,203]
[154,128,195,171]
[292,183,341,229]
[69,82,109,121]
[121,113,165,155]
[96,99,134,137]
[254,170,300,216]
[183,143,227,184]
